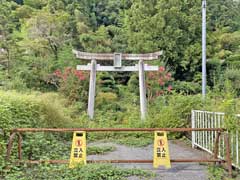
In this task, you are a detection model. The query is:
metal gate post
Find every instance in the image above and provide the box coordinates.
[224,133,233,177]
[213,131,221,165]
[6,132,16,161]
[17,133,23,160]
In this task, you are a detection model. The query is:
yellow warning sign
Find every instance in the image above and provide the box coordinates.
[153,131,171,169]
[69,131,87,168]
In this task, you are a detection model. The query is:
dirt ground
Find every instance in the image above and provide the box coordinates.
[88,140,210,180]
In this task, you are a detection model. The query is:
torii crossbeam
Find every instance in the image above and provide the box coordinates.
[73,50,163,120]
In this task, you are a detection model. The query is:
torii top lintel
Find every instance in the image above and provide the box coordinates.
[73,50,163,61]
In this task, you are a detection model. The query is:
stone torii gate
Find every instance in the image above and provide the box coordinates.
[73,50,162,120]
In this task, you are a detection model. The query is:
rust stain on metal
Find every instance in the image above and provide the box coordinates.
[17,133,23,160]
[73,50,163,61]
[224,133,233,178]
[213,131,221,162]
[6,132,16,161]
[12,128,225,133]
[18,159,223,164]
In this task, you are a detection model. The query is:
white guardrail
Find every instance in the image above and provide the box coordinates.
[191,110,240,169]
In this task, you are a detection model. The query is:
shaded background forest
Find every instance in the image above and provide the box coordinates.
[1,0,240,94]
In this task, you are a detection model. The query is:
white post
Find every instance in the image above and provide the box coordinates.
[139,60,147,120]
[88,60,97,119]
[192,110,195,148]
[202,0,207,99]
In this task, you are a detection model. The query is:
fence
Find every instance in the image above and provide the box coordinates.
[6,127,232,176]
[192,110,240,169]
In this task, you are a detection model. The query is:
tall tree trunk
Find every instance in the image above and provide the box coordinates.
[48,39,58,60]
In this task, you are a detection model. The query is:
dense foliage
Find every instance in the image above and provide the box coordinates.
[0,0,240,93]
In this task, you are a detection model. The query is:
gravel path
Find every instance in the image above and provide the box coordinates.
[88,140,209,180]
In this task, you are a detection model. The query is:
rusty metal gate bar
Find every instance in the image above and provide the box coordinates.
[10,127,224,132]
[6,128,232,177]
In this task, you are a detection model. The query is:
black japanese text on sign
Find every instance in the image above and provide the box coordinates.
[69,131,86,168]
[153,131,171,169]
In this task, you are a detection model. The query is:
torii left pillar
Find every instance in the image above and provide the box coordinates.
[139,60,147,120]
[88,60,96,119]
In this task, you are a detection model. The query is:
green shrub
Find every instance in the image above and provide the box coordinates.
[207,59,223,87]
[95,92,124,122]
[0,91,78,172]
[17,56,56,91]
[96,92,118,107]
[0,91,40,130]
[208,165,226,180]
[0,76,28,91]
[224,69,240,95]
[173,81,202,94]
[225,54,240,69]
[98,72,119,94]
[127,74,139,95]
[0,91,76,130]
[147,94,204,138]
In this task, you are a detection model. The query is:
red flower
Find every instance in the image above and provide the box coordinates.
[159,66,165,72]
[166,73,172,80]
[54,69,62,77]
[79,76,85,80]
[63,67,72,78]
[167,85,173,92]
[62,74,68,81]
[148,72,155,79]
[53,66,88,82]
[74,70,85,81]
[158,79,165,86]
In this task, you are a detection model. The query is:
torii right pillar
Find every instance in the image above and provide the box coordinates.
[139,60,147,120]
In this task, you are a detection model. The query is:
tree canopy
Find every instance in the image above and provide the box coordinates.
[0,0,240,92]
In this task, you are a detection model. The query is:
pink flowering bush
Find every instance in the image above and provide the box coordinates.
[52,67,89,103]
[147,66,173,100]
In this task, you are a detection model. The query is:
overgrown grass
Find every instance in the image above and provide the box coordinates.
[115,136,153,147]
[87,146,116,155]
[4,164,155,180]
[208,165,240,180]
[86,132,154,147]
[0,90,78,130]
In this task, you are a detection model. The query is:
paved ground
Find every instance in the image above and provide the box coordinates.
[88,141,209,180]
